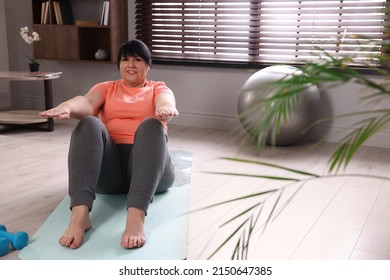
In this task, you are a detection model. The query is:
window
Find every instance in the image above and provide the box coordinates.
[135,0,389,68]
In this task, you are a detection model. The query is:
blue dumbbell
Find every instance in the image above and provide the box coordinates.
[0,224,29,250]
[0,237,10,257]
[0,225,10,256]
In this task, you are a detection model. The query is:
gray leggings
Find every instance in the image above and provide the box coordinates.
[68,116,175,214]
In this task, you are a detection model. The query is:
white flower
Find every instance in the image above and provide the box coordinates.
[20,26,29,33]
[19,26,41,45]
[32,32,40,41]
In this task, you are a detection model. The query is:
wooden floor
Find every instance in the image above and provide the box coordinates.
[1,121,390,260]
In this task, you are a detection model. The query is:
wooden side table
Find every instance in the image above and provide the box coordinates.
[0,71,61,132]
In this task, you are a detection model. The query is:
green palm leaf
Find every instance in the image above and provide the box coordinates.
[329,114,390,172]
[220,157,319,177]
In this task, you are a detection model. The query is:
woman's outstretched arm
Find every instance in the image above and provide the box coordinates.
[39,92,104,120]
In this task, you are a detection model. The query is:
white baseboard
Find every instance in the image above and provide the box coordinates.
[170,111,242,131]
[306,123,390,149]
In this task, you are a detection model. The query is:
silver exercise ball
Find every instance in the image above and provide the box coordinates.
[237,65,321,146]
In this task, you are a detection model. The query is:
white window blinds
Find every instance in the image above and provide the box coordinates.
[135,0,389,67]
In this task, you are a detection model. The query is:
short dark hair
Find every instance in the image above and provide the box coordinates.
[117,39,152,69]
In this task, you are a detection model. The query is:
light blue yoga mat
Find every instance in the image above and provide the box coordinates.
[19,150,192,260]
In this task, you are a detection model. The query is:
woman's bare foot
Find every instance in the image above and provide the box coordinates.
[121,207,146,249]
[59,205,92,249]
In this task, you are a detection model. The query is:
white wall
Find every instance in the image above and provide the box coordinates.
[4,0,389,148]
[0,0,11,109]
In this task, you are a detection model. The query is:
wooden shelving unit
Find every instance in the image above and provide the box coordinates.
[31,0,128,64]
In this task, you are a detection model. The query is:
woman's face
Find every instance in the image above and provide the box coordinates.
[119,55,150,88]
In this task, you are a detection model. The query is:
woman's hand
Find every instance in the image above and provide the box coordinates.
[155,105,179,122]
[39,105,71,120]
[155,91,178,122]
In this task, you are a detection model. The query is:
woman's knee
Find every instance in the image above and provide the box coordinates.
[77,116,102,128]
[135,118,165,139]
[138,118,164,131]
[73,116,106,137]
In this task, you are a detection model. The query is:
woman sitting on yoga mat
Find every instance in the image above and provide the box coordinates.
[39,39,178,249]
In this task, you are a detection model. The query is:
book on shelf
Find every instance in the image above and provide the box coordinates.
[42,0,49,24]
[40,1,46,24]
[53,1,63,24]
[99,1,106,25]
[100,1,110,26]
[27,71,63,77]
[104,1,110,25]
[40,0,67,25]
[76,20,100,26]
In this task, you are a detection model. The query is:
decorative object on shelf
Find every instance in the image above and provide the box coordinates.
[95,48,108,61]
[19,26,41,72]
[237,65,321,146]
